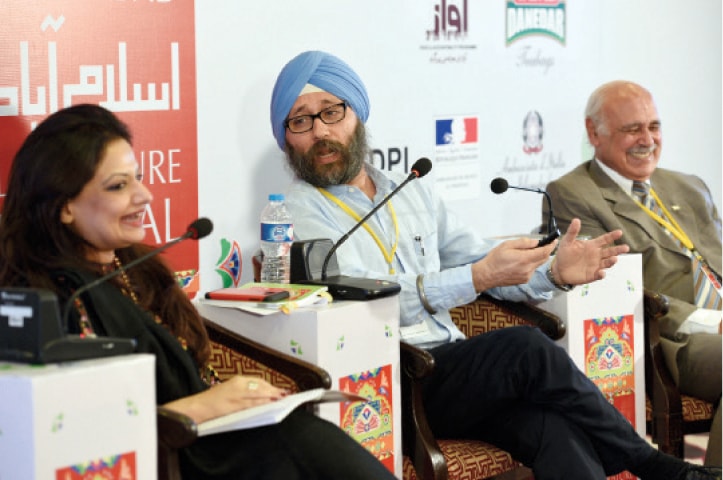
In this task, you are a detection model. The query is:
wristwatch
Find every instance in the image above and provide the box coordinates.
[546,262,574,292]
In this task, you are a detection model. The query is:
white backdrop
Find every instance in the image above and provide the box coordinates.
[195,0,722,290]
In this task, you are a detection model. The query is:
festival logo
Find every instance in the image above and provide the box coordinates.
[0,1,199,291]
[506,0,566,45]
[214,238,243,287]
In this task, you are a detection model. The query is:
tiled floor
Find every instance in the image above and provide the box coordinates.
[647,432,709,465]
[683,432,710,465]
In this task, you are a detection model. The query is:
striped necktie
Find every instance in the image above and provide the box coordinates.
[631,181,651,208]
[631,181,721,310]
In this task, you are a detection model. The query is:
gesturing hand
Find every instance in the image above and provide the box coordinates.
[553,218,630,286]
[471,236,557,292]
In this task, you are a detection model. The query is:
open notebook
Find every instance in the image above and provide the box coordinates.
[198,388,366,436]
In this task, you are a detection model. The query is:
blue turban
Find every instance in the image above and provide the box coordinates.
[270,51,370,150]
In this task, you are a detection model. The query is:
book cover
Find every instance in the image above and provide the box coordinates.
[200,282,330,315]
[205,286,290,302]
[197,388,366,436]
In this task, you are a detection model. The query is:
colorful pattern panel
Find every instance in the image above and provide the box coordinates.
[339,364,395,474]
[55,452,136,480]
[584,314,636,480]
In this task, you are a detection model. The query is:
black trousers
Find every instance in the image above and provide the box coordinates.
[180,408,396,479]
[422,326,655,480]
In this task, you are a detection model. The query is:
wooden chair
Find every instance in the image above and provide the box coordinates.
[235,255,561,479]
[643,289,716,458]
[157,318,331,480]
[401,293,566,480]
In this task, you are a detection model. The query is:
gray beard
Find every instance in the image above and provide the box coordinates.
[285,123,369,188]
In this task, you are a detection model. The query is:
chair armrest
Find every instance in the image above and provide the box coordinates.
[400,341,448,480]
[203,318,332,391]
[643,289,670,321]
[642,289,681,411]
[400,340,435,379]
[157,406,197,449]
[479,293,566,340]
[157,406,197,480]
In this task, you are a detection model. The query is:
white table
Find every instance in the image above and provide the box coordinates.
[196,295,403,478]
[540,253,645,445]
[0,354,156,480]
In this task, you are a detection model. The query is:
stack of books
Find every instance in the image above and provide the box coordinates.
[201,282,331,315]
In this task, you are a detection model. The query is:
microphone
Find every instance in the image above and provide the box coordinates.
[490,177,561,247]
[321,157,433,280]
[290,158,431,300]
[61,217,213,329]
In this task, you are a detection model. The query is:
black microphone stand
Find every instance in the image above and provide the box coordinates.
[321,170,420,280]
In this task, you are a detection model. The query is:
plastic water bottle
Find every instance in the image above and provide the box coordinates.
[260,193,294,283]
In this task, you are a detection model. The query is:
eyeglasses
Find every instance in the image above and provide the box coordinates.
[284,102,347,134]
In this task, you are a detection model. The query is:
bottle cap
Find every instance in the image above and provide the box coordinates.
[269,193,285,201]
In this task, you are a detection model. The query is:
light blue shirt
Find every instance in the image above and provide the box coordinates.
[285,164,555,348]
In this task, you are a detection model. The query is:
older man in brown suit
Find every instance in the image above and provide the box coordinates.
[545,80,722,466]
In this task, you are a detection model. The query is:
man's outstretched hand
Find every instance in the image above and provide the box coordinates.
[553,218,630,286]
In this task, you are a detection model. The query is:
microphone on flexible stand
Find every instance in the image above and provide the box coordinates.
[490,177,561,247]
[60,217,213,330]
[290,158,433,300]
[0,217,213,364]
[321,157,432,280]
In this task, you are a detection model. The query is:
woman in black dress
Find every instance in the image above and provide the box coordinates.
[0,104,395,480]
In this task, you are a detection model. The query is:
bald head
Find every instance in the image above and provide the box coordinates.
[585,81,654,135]
[584,80,661,181]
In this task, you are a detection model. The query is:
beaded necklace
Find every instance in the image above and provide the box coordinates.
[113,256,139,304]
[112,255,219,385]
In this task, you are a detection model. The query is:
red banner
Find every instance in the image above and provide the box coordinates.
[0,0,199,287]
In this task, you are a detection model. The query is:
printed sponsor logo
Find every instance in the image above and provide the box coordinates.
[506,0,566,45]
[433,115,480,201]
[435,117,478,145]
[522,110,543,154]
[421,0,475,65]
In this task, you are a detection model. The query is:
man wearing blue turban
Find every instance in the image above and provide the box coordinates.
[270,50,370,151]
[271,50,722,480]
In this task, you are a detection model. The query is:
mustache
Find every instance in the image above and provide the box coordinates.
[628,145,657,155]
[307,139,343,158]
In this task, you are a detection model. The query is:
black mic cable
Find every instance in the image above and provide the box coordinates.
[60,217,213,330]
[490,177,560,247]
[321,158,433,280]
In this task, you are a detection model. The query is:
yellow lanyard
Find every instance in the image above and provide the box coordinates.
[318,188,399,274]
[635,187,701,260]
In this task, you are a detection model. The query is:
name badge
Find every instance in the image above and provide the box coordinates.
[400,321,431,339]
